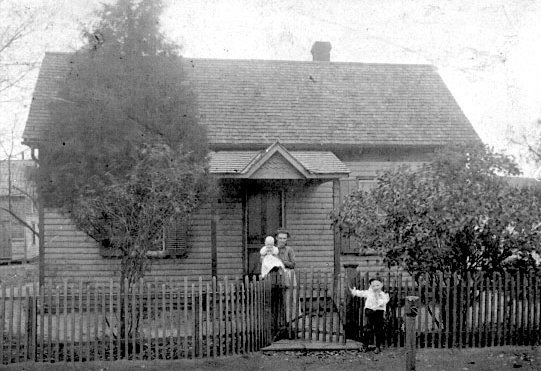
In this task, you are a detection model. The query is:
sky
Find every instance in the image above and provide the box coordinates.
[2,0,541,175]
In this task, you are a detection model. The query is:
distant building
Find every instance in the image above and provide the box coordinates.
[0,159,38,263]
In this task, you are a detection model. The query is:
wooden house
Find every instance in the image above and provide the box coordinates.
[22,42,480,284]
[0,159,39,263]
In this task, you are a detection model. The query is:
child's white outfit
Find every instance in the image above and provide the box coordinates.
[260,246,284,278]
[350,287,390,350]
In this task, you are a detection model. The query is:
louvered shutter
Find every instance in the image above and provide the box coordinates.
[164,218,188,257]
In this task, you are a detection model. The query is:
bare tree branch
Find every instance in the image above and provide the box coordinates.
[0,206,38,237]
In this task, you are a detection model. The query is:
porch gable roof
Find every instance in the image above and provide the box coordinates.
[209,142,350,179]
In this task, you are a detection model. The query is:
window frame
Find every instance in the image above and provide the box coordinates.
[147,218,189,258]
[100,218,189,259]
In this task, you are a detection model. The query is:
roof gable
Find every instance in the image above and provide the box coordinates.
[209,142,350,179]
[249,153,305,179]
[243,142,310,179]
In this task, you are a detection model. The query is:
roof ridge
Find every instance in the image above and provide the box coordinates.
[186,58,435,68]
[43,51,435,69]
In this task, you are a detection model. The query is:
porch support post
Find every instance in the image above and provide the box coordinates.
[332,179,341,282]
[242,185,248,276]
[38,190,45,287]
[211,199,217,277]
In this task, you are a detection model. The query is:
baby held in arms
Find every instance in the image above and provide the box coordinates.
[260,236,285,278]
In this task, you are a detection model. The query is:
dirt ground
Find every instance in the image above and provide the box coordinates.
[2,346,540,371]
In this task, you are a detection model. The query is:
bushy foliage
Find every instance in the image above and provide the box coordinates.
[332,142,541,278]
[35,0,212,284]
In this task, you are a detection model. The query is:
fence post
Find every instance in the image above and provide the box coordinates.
[405,295,420,371]
[26,293,34,361]
[343,264,358,340]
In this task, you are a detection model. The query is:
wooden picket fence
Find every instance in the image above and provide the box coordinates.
[0,276,273,364]
[269,269,347,343]
[4,269,538,365]
[346,271,541,348]
[0,270,348,365]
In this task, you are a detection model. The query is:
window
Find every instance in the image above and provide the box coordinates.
[8,222,24,242]
[147,218,189,258]
[356,176,376,192]
[100,218,188,258]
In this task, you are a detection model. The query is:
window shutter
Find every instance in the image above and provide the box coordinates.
[98,219,123,258]
[164,218,188,257]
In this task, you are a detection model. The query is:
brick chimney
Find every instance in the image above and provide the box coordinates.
[311,41,332,61]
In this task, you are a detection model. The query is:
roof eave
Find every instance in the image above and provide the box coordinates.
[211,172,350,179]
[208,141,480,151]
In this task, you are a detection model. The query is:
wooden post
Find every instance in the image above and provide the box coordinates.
[26,289,34,361]
[211,201,218,278]
[38,194,45,287]
[332,179,341,284]
[343,263,358,340]
[405,295,420,371]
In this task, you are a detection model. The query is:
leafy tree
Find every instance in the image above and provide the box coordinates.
[35,0,211,307]
[34,0,213,348]
[332,142,541,280]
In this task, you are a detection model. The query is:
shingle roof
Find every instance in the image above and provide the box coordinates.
[209,151,259,173]
[23,52,480,148]
[209,146,350,177]
[287,151,350,174]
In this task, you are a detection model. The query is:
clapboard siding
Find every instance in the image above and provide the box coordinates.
[43,207,212,285]
[286,180,334,273]
[41,150,435,285]
[342,161,424,179]
[216,192,244,278]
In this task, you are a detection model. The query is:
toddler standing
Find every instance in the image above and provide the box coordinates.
[350,278,390,354]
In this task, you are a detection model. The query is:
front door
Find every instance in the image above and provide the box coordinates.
[246,186,284,276]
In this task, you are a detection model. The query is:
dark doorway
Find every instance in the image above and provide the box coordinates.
[246,184,284,276]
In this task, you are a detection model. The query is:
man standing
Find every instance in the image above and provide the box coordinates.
[275,228,296,322]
